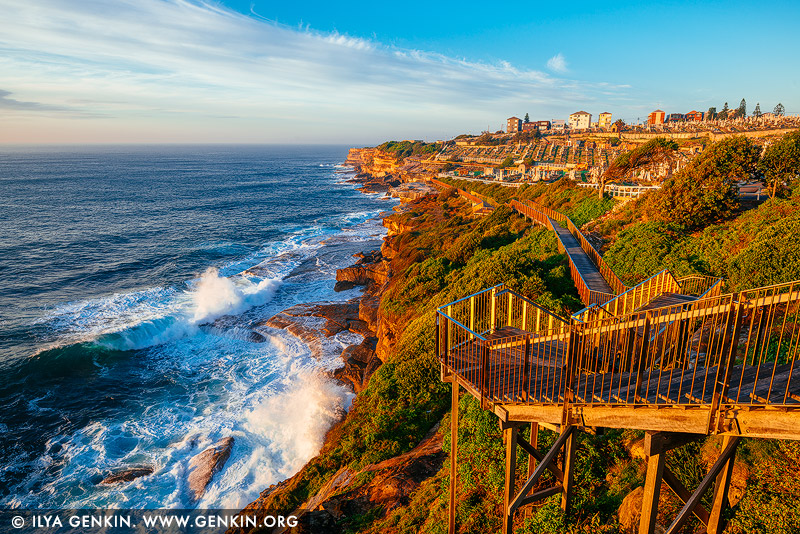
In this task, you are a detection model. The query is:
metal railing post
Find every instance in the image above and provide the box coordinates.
[635,313,652,403]
[490,287,497,333]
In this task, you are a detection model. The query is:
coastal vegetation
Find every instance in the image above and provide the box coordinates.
[245,135,800,534]
[376,140,442,161]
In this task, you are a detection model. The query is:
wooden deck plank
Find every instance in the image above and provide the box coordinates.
[548,219,615,295]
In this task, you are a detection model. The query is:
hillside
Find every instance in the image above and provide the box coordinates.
[237,137,800,534]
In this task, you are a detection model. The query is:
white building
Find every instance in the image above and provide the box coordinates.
[569,111,592,130]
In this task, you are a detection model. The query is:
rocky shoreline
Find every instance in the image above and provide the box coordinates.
[227,149,442,533]
[96,152,421,513]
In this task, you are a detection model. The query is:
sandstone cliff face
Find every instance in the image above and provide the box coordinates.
[382,217,414,237]
[345,148,403,176]
[298,424,444,525]
[232,171,437,533]
[232,425,444,534]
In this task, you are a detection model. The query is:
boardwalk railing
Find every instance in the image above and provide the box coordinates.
[601,269,681,316]
[437,285,569,406]
[439,280,800,411]
[509,200,615,306]
[676,274,725,297]
[509,199,627,296]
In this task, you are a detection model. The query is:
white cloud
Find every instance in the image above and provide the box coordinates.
[546,53,569,73]
[0,1,622,142]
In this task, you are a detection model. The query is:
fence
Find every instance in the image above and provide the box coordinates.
[509,200,615,306]
[437,285,570,406]
[600,270,682,316]
[439,280,800,411]
[511,199,627,295]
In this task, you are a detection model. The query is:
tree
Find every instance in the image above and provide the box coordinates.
[738,98,747,118]
[774,103,785,116]
[719,102,730,120]
[524,113,530,123]
[499,156,515,168]
[759,130,800,197]
[753,103,762,117]
[512,129,541,143]
[599,137,679,198]
[612,119,625,132]
[646,136,761,228]
[707,107,717,120]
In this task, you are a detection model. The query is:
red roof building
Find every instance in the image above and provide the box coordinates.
[685,110,704,121]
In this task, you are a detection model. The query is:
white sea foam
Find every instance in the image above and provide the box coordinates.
[191,268,280,323]
[14,192,394,510]
[11,330,354,510]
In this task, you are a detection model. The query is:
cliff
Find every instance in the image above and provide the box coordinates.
[234,139,800,534]
[345,148,403,177]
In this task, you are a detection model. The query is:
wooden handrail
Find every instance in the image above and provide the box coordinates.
[439,278,800,413]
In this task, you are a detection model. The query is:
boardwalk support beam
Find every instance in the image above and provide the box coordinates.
[666,436,740,534]
[448,381,459,534]
[639,432,703,534]
[504,424,576,533]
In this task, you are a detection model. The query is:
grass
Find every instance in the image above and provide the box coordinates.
[256,170,800,534]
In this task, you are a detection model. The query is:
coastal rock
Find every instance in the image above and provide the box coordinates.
[310,423,444,520]
[263,299,362,339]
[100,466,154,485]
[354,250,382,265]
[187,437,234,502]
[342,336,377,364]
[333,337,380,393]
[390,182,438,202]
[335,263,389,290]
[311,300,361,336]
[334,249,389,293]
[333,280,357,292]
[380,235,399,260]
[358,296,380,333]
[382,218,414,236]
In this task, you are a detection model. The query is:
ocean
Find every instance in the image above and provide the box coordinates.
[0,145,393,509]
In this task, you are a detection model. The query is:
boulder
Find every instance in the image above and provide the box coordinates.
[333,280,357,292]
[187,437,234,502]
[100,467,153,485]
[333,337,380,393]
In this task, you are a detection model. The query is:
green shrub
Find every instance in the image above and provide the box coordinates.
[727,215,800,289]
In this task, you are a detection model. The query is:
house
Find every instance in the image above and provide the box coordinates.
[685,110,704,121]
[667,113,685,122]
[598,112,613,129]
[551,120,567,130]
[647,110,666,125]
[569,111,592,130]
[507,117,522,134]
[522,120,551,132]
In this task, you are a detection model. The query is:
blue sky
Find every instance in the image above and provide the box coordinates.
[1,0,798,144]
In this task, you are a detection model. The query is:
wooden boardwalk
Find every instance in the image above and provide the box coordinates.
[438,203,800,534]
[547,217,614,296]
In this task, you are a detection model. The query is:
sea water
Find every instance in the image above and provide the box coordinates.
[0,145,394,509]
